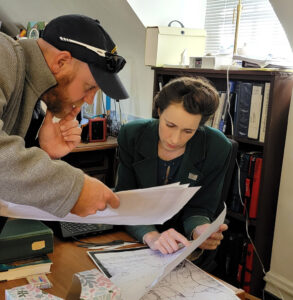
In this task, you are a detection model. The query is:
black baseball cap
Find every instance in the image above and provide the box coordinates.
[41,14,129,100]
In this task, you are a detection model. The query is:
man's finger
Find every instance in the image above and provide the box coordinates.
[43,110,54,124]
[64,107,81,121]
[108,194,120,209]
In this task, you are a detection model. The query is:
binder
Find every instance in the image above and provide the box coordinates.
[248,84,264,140]
[234,82,253,138]
[259,82,271,142]
[249,157,263,218]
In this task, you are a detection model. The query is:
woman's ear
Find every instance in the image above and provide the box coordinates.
[157,108,161,117]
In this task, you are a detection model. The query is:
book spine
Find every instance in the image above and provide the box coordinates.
[235,82,253,138]
[243,154,256,216]
[249,157,263,218]
[243,243,254,293]
[212,92,226,129]
[248,84,264,140]
[259,82,271,143]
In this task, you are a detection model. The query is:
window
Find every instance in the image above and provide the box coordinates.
[205,0,292,60]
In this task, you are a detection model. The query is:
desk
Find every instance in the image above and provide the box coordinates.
[62,136,118,187]
[0,231,246,299]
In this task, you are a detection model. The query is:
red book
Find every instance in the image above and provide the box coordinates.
[249,157,263,218]
[243,155,255,215]
[243,243,254,293]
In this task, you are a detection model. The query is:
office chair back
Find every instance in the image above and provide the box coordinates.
[221,138,239,204]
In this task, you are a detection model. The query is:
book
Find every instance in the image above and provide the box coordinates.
[249,157,263,218]
[219,81,236,133]
[0,219,53,263]
[259,82,271,142]
[243,243,254,293]
[234,82,253,138]
[0,255,52,281]
[248,84,264,139]
[212,91,226,129]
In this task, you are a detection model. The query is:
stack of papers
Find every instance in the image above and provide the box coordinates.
[0,183,200,225]
[88,206,238,300]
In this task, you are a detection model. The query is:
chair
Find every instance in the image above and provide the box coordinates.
[196,138,238,272]
[221,138,239,204]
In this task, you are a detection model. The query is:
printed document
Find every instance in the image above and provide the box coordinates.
[0,183,199,225]
[87,206,236,300]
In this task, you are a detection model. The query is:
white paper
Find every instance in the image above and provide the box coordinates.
[0,183,200,225]
[87,206,227,300]
[142,260,238,300]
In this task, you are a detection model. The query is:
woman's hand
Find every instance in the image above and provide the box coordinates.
[39,107,82,159]
[193,223,228,250]
[143,229,190,254]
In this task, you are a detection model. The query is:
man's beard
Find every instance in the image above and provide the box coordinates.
[42,74,74,117]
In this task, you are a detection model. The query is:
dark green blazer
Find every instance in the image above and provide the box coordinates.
[115,119,232,242]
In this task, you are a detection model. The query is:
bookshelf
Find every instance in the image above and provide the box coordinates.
[152,67,293,296]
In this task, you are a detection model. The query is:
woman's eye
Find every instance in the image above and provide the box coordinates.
[166,123,174,127]
[185,130,194,134]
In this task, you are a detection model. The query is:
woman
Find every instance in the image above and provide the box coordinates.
[115,76,231,266]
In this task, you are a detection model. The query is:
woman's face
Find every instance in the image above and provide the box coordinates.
[158,102,202,153]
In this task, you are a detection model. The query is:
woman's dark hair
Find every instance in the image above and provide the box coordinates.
[152,76,219,125]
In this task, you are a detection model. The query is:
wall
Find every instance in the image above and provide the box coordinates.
[0,0,206,119]
[127,0,206,28]
[0,0,153,119]
[264,1,293,299]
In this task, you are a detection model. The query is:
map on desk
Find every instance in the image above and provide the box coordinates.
[87,206,238,300]
[0,183,200,225]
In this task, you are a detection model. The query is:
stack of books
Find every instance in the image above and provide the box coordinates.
[0,218,53,281]
[0,255,52,281]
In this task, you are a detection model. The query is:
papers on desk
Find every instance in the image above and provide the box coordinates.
[87,206,237,300]
[0,183,200,225]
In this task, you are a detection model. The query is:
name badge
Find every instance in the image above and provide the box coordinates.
[188,173,198,181]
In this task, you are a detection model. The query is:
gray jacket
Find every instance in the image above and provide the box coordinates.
[0,33,84,217]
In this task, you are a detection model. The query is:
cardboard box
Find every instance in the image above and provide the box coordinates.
[145,26,206,67]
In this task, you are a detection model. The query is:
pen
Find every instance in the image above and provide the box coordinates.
[76,240,140,248]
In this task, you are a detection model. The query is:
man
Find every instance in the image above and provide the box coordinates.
[0,14,129,218]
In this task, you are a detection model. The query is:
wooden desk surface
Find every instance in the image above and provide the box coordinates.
[72,136,118,152]
[0,231,245,299]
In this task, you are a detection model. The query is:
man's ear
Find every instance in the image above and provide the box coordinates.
[50,51,72,74]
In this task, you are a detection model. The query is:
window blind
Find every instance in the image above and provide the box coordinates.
[205,0,292,59]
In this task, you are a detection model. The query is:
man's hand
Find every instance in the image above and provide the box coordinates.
[39,107,82,159]
[193,223,228,250]
[143,229,190,254]
[71,174,120,217]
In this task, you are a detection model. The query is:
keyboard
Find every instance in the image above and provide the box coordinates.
[43,221,113,239]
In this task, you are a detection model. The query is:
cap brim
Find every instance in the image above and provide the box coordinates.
[89,65,129,100]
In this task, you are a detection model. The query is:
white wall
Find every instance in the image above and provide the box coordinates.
[264,89,293,300]
[0,0,154,118]
[264,2,293,299]
[127,0,206,28]
[0,0,206,119]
